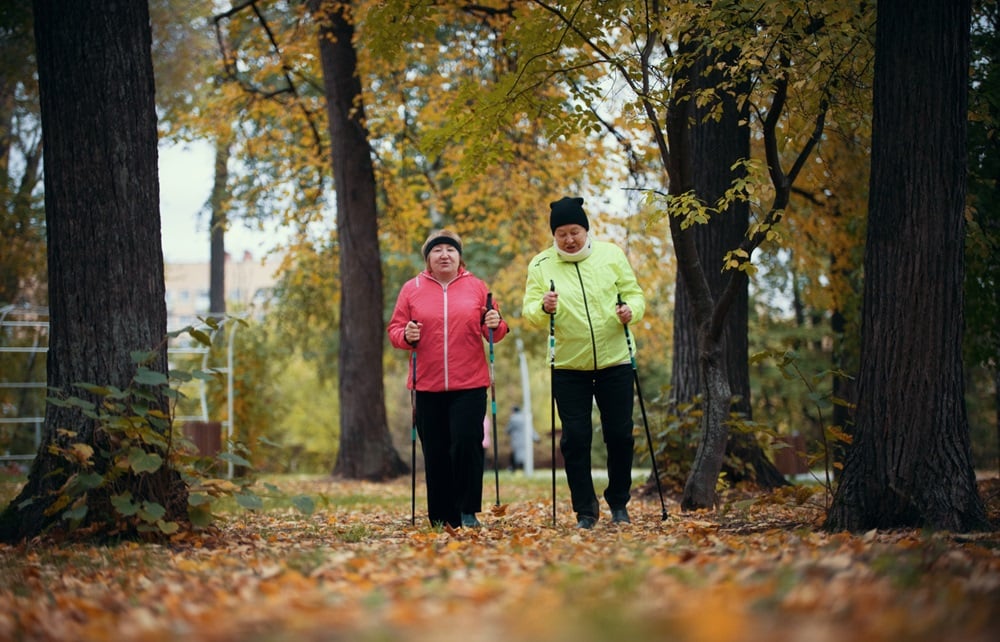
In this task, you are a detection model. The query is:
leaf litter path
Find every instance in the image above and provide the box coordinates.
[1,474,998,642]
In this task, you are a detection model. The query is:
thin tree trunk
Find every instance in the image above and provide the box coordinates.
[682,337,733,508]
[310,0,406,480]
[829,307,853,475]
[208,136,230,317]
[825,0,987,532]
[994,367,999,477]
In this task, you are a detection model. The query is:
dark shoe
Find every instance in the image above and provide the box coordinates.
[611,508,631,524]
[461,513,481,528]
[576,516,597,529]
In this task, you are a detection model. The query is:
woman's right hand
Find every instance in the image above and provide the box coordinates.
[542,290,558,314]
[405,320,423,345]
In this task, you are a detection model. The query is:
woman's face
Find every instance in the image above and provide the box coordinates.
[553,224,588,254]
[426,243,461,279]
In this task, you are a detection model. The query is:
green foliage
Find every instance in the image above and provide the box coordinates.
[270,244,340,382]
[200,297,339,474]
[38,347,195,537]
[30,320,314,540]
[0,2,46,308]
[630,333,858,510]
[265,359,340,473]
[195,312,302,473]
[966,0,1000,471]
[639,390,703,493]
[747,349,854,498]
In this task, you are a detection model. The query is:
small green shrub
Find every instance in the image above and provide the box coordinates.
[36,318,314,539]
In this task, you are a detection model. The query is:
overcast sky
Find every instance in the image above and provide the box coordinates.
[159,141,287,264]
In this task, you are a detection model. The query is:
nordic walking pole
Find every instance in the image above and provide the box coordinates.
[548,280,557,527]
[409,321,418,526]
[617,294,669,520]
[486,293,501,508]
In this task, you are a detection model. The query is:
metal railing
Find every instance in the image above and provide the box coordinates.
[0,304,48,463]
[1,303,238,476]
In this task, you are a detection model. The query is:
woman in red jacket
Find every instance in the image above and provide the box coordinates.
[388,229,508,528]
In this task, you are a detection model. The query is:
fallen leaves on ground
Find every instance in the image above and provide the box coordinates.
[1,474,998,642]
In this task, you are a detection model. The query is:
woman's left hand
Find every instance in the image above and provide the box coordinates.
[616,303,632,325]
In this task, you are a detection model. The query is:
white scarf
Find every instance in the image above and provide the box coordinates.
[555,235,593,263]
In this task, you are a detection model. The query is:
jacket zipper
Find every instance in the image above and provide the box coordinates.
[442,283,449,389]
[573,263,599,370]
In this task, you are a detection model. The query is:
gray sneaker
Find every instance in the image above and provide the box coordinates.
[576,515,598,529]
[461,513,481,528]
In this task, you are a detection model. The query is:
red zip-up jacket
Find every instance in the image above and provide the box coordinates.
[388,268,508,392]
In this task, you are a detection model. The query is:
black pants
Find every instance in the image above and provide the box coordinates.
[416,387,486,527]
[553,364,635,519]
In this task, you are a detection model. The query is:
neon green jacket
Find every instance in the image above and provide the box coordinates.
[522,239,645,371]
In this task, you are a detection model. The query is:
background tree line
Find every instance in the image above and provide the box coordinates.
[0,0,995,541]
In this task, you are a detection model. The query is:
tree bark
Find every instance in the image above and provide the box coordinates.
[662,34,730,509]
[825,0,988,532]
[208,136,231,317]
[0,0,186,542]
[994,368,999,477]
[829,306,853,475]
[310,0,406,480]
[671,48,788,493]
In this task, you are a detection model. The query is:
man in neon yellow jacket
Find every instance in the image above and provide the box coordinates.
[522,196,646,529]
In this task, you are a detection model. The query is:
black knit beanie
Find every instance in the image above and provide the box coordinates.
[549,196,589,233]
[422,233,463,259]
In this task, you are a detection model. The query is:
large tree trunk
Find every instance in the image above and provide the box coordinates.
[665,36,785,509]
[671,47,788,492]
[825,0,988,532]
[662,34,731,510]
[310,0,406,480]
[0,0,186,543]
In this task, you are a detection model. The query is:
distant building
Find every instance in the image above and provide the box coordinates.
[164,251,278,330]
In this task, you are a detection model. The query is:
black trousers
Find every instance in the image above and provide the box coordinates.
[416,387,486,527]
[553,364,635,519]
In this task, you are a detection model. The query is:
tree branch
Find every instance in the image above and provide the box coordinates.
[212,1,325,158]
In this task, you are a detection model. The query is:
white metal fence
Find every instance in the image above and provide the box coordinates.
[1,303,237,475]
